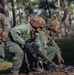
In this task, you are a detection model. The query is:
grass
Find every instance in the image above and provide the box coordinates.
[0,61,12,75]
[1,61,12,70]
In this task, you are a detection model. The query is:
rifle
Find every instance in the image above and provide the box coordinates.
[24,42,69,75]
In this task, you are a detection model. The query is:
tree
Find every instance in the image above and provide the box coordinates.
[11,0,16,27]
[57,0,62,37]
[1,0,11,29]
[27,0,33,22]
[62,0,73,36]
[38,0,56,22]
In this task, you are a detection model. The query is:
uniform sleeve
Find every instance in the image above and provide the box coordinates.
[34,34,42,51]
[2,14,9,32]
[10,25,29,45]
[10,30,25,45]
[51,38,62,56]
[38,31,48,56]
[39,31,48,51]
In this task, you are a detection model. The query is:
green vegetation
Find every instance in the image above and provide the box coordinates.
[0,61,12,75]
[56,38,74,65]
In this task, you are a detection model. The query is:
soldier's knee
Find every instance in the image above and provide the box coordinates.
[14,49,24,59]
[13,50,24,61]
[19,50,24,59]
[47,46,56,51]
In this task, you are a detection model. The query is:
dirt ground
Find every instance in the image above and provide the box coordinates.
[0,61,74,75]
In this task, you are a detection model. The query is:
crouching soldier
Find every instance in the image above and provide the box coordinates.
[46,19,64,66]
[35,18,64,71]
[7,16,46,75]
[0,4,9,70]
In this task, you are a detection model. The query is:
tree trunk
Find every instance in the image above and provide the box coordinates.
[46,0,51,19]
[41,8,47,22]
[58,0,62,37]
[1,0,11,29]
[27,0,33,22]
[18,0,22,24]
[11,0,16,27]
[64,0,69,36]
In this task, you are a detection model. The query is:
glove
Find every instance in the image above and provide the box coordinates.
[57,56,64,65]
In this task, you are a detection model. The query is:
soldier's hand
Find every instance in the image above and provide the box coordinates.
[22,40,25,46]
[58,56,64,65]
[38,60,43,68]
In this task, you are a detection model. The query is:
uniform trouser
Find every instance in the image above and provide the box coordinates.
[7,41,24,74]
[0,42,5,62]
[46,46,57,61]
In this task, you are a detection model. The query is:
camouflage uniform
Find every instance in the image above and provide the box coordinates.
[34,29,48,71]
[35,30,61,60]
[46,18,64,63]
[35,28,62,72]
[46,34,62,60]
[7,16,46,74]
[7,23,31,74]
[0,13,9,62]
[35,30,48,56]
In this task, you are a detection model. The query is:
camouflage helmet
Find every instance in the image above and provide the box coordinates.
[30,16,46,28]
[47,18,60,32]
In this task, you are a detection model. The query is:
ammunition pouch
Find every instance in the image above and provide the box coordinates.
[0,31,8,44]
[2,31,8,42]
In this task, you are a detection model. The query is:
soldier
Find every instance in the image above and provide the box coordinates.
[35,18,64,71]
[46,19,64,65]
[0,3,9,70]
[34,26,48,72]
[7,16,46,75]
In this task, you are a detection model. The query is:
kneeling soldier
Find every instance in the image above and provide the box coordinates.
[0,3,9,70]
[7,16,46,75]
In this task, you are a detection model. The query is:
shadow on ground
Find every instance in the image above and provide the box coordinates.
[0,68,11,75]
